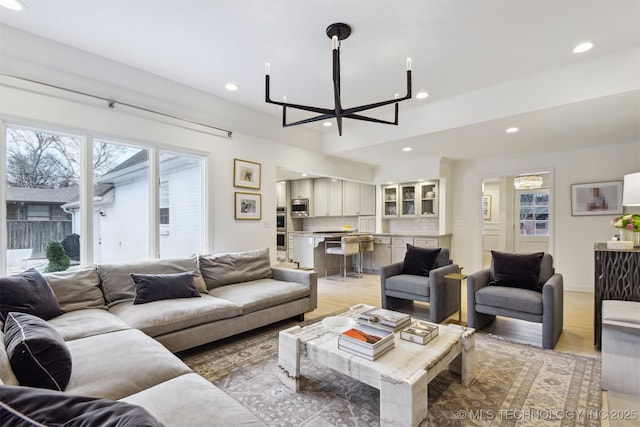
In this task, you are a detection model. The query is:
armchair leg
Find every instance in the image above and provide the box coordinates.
[382,295,409,311]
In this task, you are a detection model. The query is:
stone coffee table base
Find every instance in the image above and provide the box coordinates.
[278,304,476,427]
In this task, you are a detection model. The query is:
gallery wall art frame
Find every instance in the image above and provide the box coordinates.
[235,192,262,220]
[571,180,623,216]
[482,195,492,220]
[234,158,261,189]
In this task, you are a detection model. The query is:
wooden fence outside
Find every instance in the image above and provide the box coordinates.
[7,220,73,257]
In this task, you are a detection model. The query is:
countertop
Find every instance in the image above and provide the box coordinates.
[288,231,451,238]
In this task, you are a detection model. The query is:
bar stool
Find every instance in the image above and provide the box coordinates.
[358,235,374,276]
[325,236,360,280]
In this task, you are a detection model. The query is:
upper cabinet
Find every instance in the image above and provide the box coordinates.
[382,185,398,217]
[343,181,376,216]
[382,180,440,218]
[276,181,287,208]
[419,181,438,217]
[290,179,313,200]
[314,178,343,217]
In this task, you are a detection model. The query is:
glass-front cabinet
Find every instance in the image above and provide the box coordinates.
[419,181,438,217]
[400,184,417,216]
[382,185,398,217]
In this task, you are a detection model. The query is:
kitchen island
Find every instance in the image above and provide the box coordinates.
[289,232,451,277]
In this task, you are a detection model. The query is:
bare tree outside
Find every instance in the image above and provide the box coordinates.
[6,128,129,189]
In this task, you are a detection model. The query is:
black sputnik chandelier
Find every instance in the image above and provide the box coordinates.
[265,23,412,136]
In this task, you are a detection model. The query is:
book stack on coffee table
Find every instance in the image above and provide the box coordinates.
[338,323,395,360]
[357,307,411,331]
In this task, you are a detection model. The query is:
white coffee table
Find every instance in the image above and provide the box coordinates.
[278,304,476,427]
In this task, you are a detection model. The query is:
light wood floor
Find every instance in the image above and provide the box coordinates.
[307,272,599,357]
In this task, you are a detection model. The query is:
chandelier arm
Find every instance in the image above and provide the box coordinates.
[342,70,412,116]
[344,112,399,125]
[283,113,337,127]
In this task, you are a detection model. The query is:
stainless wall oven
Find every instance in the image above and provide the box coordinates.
[276,232,286,251]
[290,198,309,217]
[276,207,286,231]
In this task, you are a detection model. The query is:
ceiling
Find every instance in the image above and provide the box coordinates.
[0,0,639,167]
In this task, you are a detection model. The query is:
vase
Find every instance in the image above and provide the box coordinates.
[620,229,640,245]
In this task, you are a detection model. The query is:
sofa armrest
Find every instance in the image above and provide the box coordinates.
[542,273,563,348]
[271,267,318,310]
[428,263,461,323]
[380,261,404,293]
[466,268,492,329]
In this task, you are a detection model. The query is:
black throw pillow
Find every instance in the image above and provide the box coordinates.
[131,271,200,305]
[0,385,164,427]
[0,268,62,322]
[490,250,545,292]
[400,245,442,277]
[4,312,72,391]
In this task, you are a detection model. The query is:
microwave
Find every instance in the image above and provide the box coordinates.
[291,198,309,217]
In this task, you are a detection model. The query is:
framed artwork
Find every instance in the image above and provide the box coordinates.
[482,195,492,220]
[234,158,261,189]
[571,181,623,216]
[235,192,262,220]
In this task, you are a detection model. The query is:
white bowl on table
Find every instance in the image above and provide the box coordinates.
[322,316,356,333]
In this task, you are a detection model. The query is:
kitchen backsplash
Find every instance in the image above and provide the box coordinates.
[302,217,358,231]
[385,217,439,234]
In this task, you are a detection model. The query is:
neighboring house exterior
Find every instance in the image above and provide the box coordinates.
[62,150,202,264]
[6,186,75,257]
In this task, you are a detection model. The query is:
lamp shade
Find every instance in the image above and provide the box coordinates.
[622,172,640,206]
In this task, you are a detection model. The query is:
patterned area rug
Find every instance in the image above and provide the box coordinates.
[179,317,601,427]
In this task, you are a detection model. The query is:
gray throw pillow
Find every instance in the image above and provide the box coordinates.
[199,248,272,290]
[4,312,72,391]
[131,271,200,304]
[0,268,62,322]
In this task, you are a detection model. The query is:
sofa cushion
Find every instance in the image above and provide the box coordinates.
[384,274,430,298]
[0,385,163,427]
[97,255,207,306]
[401,245,441,276]
[44,266,106,312]
[0,330,19,386]
[208,278,309,314]
[490,250,544,292]
[65,328,192,400]
[47,309,130,342]
[121,373,265,427]
[199,248,273,290]
[475,285,543,315]
[0,268,62,322]
[4,312,72,391]
[109,294,241,337]
[132,271,200,304]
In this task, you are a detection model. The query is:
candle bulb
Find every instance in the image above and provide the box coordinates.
[332,35,339,50]
[282,96,288,103]
[265,62,270,75]
[406,58,412,71]
[394,93,399,100]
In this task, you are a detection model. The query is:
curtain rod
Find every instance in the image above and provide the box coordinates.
[0,72,233,138]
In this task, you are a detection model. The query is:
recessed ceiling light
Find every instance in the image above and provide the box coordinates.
[506,127,519,134]
[302,173,308,177]
[402,147,413,152]
[323,121,332,127]
[573,42,594,54]
[0,0,25,10]
[416,92,429,99]
[224,82,239,91]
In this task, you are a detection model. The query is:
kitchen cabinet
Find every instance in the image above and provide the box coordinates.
[343,181,376,216]
[382,185,398,217]
[276,181,287,208]
[358,216,376,233]
[290,179,313,200]
[392,236,413,262]
[419,181,438,217]
[400,184,417,216]
[372,235,391,270]
[413,237,439,248]
[314,178,343,216]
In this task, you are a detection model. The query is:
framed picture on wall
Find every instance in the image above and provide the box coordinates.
[235,192,262,220]
[482,195,492,220]
[234,158,261,189]
[571,181,623,216]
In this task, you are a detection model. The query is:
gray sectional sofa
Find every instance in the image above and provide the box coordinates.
[0,248,317,426]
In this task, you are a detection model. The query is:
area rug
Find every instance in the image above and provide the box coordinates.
[179,318,601,427]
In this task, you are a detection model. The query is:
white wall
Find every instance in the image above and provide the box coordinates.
[452,141,640,292]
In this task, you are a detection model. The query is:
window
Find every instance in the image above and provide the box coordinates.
[5,126,79,274]
[519,192,549,236]
[26,204,51,221]
[158,151,202,259]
